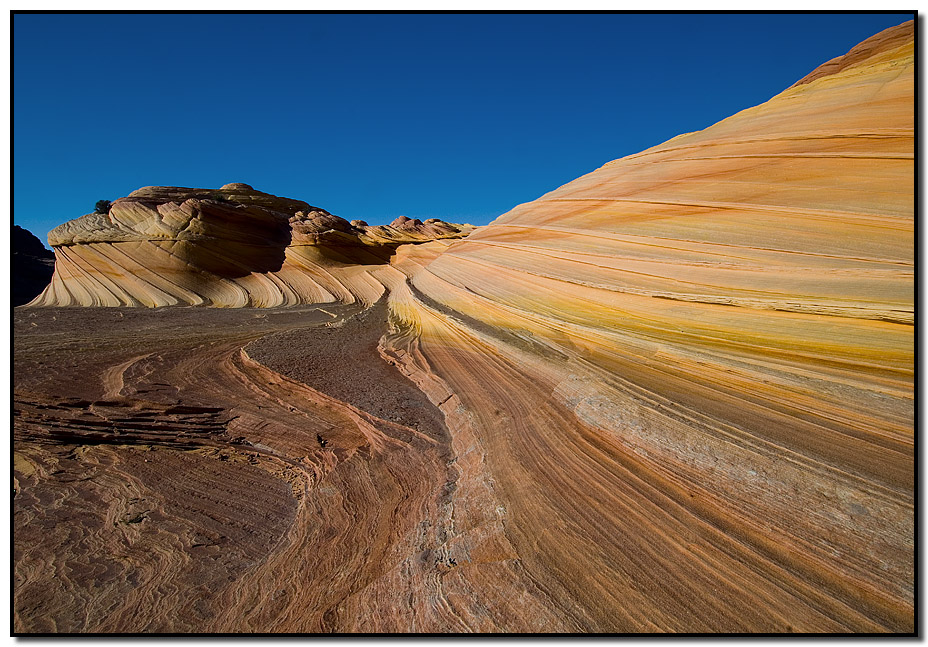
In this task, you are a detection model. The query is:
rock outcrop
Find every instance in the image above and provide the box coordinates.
[13,225,55,306]
[31,183,474,308]
[391,20,914,631]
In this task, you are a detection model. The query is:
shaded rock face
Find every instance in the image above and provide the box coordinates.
[13,225,55,306]
[32,185,474,307]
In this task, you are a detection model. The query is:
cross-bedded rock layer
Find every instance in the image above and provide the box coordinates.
[391,19,914,631]
[14,21,914,633]
[31,183,474,308]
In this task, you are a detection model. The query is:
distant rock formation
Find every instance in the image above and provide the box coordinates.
[30,184,474,307]
[13,225,55,306]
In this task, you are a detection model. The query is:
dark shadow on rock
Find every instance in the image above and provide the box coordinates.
[310,240,398,266]
[13,225,55,306]
[179,202,293,279]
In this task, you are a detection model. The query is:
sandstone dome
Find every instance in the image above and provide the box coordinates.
[32,186,475,308]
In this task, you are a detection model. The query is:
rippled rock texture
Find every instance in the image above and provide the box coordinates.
[14,21,913,633]
[32,182,474,308]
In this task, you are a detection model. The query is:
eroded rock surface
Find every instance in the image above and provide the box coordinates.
[13,21,914,633]
[31,184,474,308]
[393,19,914,631]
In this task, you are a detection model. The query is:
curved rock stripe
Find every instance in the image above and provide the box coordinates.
[397,20,914,631]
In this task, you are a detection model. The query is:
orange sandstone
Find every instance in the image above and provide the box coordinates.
[397,19,914,631]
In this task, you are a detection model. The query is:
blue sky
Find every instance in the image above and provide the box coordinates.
[13,12,913,246]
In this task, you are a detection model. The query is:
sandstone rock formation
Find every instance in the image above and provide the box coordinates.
[13,225,55,306]
[30,183,474,308]
[13,21,914,634]
[392,19,914,631]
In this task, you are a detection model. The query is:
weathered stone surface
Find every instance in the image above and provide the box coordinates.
[392,19,914,631]
[31,185,474,308]
[13,22,914,634]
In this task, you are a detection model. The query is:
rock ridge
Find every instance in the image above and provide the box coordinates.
[790,20,914,88]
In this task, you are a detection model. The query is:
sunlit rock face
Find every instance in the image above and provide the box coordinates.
[396,21,914,631]
[31,183,474,307]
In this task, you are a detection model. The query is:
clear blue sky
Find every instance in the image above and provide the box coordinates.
[13,12,913,247]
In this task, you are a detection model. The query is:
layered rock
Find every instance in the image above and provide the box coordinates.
[392,20,914,631]
[12,21,915,633]
[13,225,55,306]
[31,183,474,308]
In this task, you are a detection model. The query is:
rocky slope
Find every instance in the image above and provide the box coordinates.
[13,225,55,306]
[30,183,474,308]
[14,21,914,633]
[392,19,914,631]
